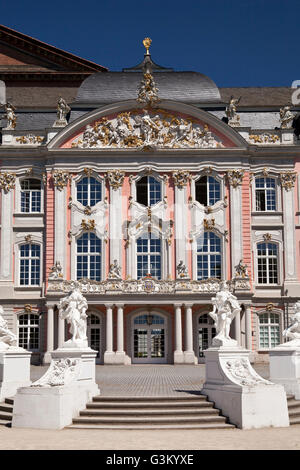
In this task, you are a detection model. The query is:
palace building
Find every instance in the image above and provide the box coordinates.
[0,26,299,365]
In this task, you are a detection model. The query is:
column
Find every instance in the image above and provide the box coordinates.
[58,313,65,348]
[43,305,54,364]
[245,305,252,350]
[104,304,115,364]
[115,304,128,364]
[183,303,196,364]
[174,304,184,364]
[0,186,13,285]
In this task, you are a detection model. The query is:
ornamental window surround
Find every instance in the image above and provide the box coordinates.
[76,232,102,281]
[196,231,222,280]
[257,242,279,285]
[76,176,102,207]
[255,177,277,212]
[18,313,40,351]
[195,176,221,207]
[136,232,162,280]
[136,175,162,207]
[20,178,42,213]
[258,311,281,349]
[19,243,41,286]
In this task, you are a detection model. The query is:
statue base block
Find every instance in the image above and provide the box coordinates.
[12,347,99,429]
[269,346,300,399]
[202,347,289,429]
[0,348,31,401]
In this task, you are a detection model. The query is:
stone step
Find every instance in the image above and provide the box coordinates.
[287,400,300,409]
[67,423,235,430]
[5,398,14,405]
[0,403,13,413]
[0,419,11,427]
[73,415,227,425]
[80,408,219,417]
[92,395,207,403]
[0,411,12,421]
[86,400,214,409]
[289,417,300,425]
[289,410,300,418]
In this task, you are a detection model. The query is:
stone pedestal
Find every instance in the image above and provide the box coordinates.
[0,348,31,401]
[202,347,289,429]
[269,345,300,399]
[12,347,99,429]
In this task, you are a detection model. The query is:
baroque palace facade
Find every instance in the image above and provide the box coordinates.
[0,27,299,365]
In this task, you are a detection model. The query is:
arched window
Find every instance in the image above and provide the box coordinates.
[258,312,280,348]
[76,232,101,281]
[195,176,221,206]
[255,177,276,211]
[257,242,278,284]
[20,243,41,286]
[20,179,42,213]
[196,232,221,280]
[136,233,161,279]
[77,176,102,207]
[18,313,39,351]
[136,176,161,207]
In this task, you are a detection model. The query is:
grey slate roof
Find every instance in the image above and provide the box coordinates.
[75,71,222,105]
[219,87,294,108]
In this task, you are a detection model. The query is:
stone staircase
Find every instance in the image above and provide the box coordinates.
[287,395,300,425]
[0,398,14,427]
[66,395,236,430]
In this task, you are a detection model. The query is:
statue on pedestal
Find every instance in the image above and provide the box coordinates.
[282,301,300,346]
[53,97,70,127]
[209,281,241,347]
[225,96,241,127]
[279,105,294,129]
[108,259,121,279]
[58,287,88,347]
[0,305,17,349]
[2,102,16,129]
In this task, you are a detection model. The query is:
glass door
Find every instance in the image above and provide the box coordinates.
[133,314,167,363]
[198,314,216,363]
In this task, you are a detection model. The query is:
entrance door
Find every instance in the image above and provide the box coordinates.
[198,313,216,363]
[132,314,167,363]
[87,313,101,363]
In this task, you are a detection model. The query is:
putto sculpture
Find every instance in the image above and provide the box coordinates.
[282,301,300,346]
[209,281,241,347]
[58,286,88,348]
[0,305,17,349]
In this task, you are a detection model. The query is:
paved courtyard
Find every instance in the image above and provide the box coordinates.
[30,363,270,396]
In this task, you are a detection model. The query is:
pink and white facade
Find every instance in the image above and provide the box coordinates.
[0,47,299,365]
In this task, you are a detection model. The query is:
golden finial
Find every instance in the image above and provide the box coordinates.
[143,37,152,55]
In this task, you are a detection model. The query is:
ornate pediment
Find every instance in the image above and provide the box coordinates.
[69,108,225,150]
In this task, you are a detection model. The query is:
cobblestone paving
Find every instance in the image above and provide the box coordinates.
[30,363,270,397]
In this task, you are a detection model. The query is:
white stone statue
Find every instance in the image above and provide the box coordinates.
[58,287,88,347]
[176,260,189,279]
[225,96,241,127]
[48,261,63,280]
[279,105,294,129]
[108,259,121,279]
[0,305,17,349]
[282,301,300,346]
[2,102,16,129]
[53,97,70,127]
[209,281,241,347]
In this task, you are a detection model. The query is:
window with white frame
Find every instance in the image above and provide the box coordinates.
[255,177,276,211]
[257,242,278,284]
[258,312,280,348]
[20,179,42,213]
[195,176,221,206]
[76,232,101,281]
[18,313,40,351]
[136,176,162,207]
[136,233,162,279]
[196,232,222,280]
[77,176,102,207]
[19,243,41,286]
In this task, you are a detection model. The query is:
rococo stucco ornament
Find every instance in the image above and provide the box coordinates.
[249,133,280,144]
[225,96,241,127]
[235,259,249,278]
[282,300,300,347]
[0,171,16,193]
[173,170,191,188]
[108,259,122,279]
[48,261,63,280]
[176,260,189,279]
[58,287,88,347]
[52,169,71,191]
[31,358,80,387]
[279,105,294,129]
[225,358,271,386]
[81,219,96,231]
[71,110,225,150]
[227,169,244,188]
[280,171,297,191]
[209,281,241,347]
[105,169,125,190]
[16,134,44,145]
[0,305,18,349]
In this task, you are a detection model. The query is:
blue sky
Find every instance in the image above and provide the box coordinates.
[0,0,299,87]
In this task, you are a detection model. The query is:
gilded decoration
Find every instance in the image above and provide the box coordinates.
[227,169,244,188]
[173,170,191,189]
[52,170,71,191]
[280,171,297,191]
[16,135,44,145]
[263,233,272,242]
[81,219,95,231]
[2,102,16,129]
[235,260,249,278]
[0,171,16,193]
[71,109,225,150]
[249,134,280,144]
[225,96,241,127]
[105,170,125,190]
[279,106,294,129]
[204,218,215,230]
[266,303,274,311]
